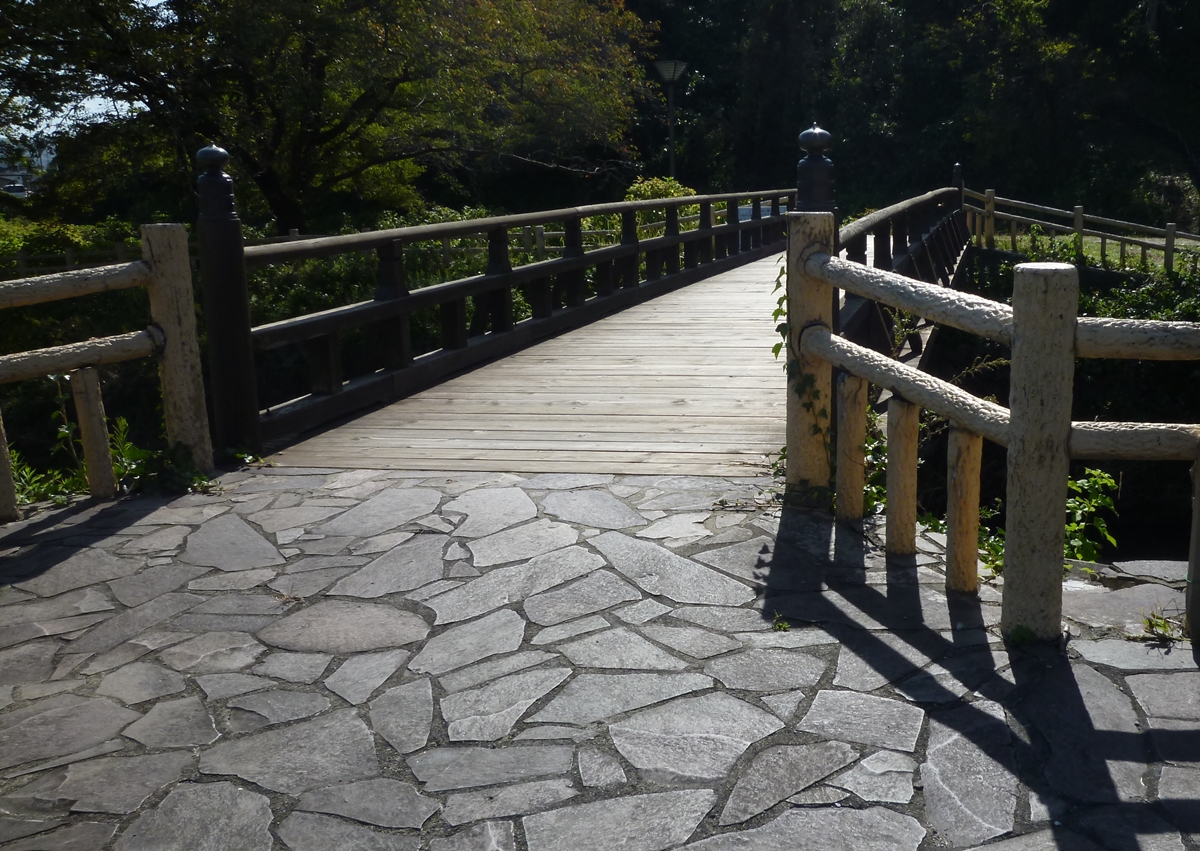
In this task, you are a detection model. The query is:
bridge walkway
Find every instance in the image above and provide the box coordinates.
[272,255,787,476]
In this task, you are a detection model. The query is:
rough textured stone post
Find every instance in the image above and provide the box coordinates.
[69,367,117,498]
[786,212,835,504]
[143,224,216,475]
[196,145,260,454]
[0,412,19,522]
[945,427,982,593]
[835,373,867,522]
[885,396,919,556]
[1001,262,1078,640]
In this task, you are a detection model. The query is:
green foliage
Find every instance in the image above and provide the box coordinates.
[978,498,1007,576]
[771,611,791,632]
[1064,467,1119,563]
[862,408,888,516]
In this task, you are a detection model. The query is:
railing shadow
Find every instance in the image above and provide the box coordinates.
[757,504,1198,849]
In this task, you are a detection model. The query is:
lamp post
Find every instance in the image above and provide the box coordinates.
[653,60,687,179]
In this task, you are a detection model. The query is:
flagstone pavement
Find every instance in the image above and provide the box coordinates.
[0,467,1196,850]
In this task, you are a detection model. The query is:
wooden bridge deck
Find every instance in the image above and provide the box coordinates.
[271,255,787,475]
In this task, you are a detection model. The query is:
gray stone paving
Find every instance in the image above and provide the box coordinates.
[0,469,1197,850]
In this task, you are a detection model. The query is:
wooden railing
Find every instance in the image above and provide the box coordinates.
[964,188,1200,271]
[787,209,1199,640]
[0,225,213,520]
[194,145,796,450]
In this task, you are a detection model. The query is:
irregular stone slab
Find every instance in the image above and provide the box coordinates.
[268,567,355,598]
[259,600,430,653]
[719,742,857,824]
[189,568,276,591]
[611,692,781,781]
[518,473,613,490]
[0,695,139,770]
[0,818,64,844]
[353,531,416,555]
[122,696,219,747]
[426,546,604,624]
[3,750,191,815]
[524,570,641,626]
[278,811,418,851]
[578,748,626,787]
[788,786,851,806]
[799,691,926,752]
[444,487,538,538]
[330,534,447,598]
[108,564,209,607]
[531,672,712,725]
[284,555,370,573]
[79,630,190,675]
[95,662,185,705]
[961,830,1106,851]
[168,613,277,633]
[0,641,60,686]
[1073,639,1196,671]
[532,616,608,645]
[315,487,442,537]
[1062,582,1186,629]
[1128,672,1200,719]
[191,594,287,615]
[523,789,716,851]
[324,649,409,704]
[3,587,113,626]
[542,490,646,530]
[1075,805,1186,851]
[252,652,331,684]
[637,513,712,541]
[896,647,1013,704]
[613,599,670,624]
[468,520,579,568]
[246,506,344,535]
[196,673,272,700]
[639,624,741,659]
[118,525,190,554]
[832,630,941,692]
[180,514,284,570]
[560,628,687,670]
[704,649,827,691]
[1019,662,1146,801]
[410,609,525,675]
[692,536,778,584]
[687,806,925,851]
[69,592,204,655]
[159,631,265,673]
[443,778,577,825]
[409,745,574,792]
[441,651,558,693]
[295,536,354,555]
[0,612,115,649]
[761,690,805,720]
[200,709,379,794]
[516,726,595,741]
[1112,559,1188,584]
[228,690,331,732]
[298,778,440,829]
[14,548,142,597]
[442,668,571,740]
[371,678,433,754]
[1147,716,1200,769]
[233,473,327,492]
[672,606,770,632]
[1158,766,1200,841]
[5,822,117,851]
[832,750,916,804]
[113,781,273,851]
[407,579,462,601]
[592,532,755,605]
[430,822,516,851]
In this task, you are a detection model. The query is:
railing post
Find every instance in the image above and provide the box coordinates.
[563,216,586,307]
[796,124,835,213]
[620,210,639,288]
[835,373,867,522]
[785,211,834,504]
[873,222,892,272]
[1073,205,1084,260]
[142,223,216,474]
[727,199,741,255]
[1165,222,1176,273]
[376,239,413,369]
[0,413,17,522]
[984,189,995,249]
[68,367,117,499]
[486,226,513,332]
[304,334,342,395]
[698,201,714,264]
[196,145,260,454]
[1001,261,1078,641]
[945,427,982,593]
[665,205,681,275]
[885,397,919,556]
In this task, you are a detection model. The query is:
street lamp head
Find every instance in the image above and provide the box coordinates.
[653,60,688,84]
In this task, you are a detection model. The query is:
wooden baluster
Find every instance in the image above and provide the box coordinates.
[69,367,117,499]
[873,222,892,272]
[376,239,413,369]
[620,210,639,288]
[304,333,342,395]
[770,196,782,243]
[1166,223,1177,273]
[892,216,908,273]
[1120,238,1126,268]
[535,225,547,261]
[562,216,586,308]
[713,202,728,260]
[984,189,995,249]
[441,298,468,349]
[1001,261,1078,640]
[0,412,17,522]
[751,198,762,249]
[785,212,834,505]
[945,427,982,593]
[885,396,919,557]
[1010,219,1018,252]
[728,199,741,255]
[665,205,681,275]
[846,233,867,265]
[487,227,513,332]
[594,260,615,297]
[835,373,867,522]
[699,201,714,263]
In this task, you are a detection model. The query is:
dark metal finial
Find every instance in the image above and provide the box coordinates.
[196,145,238,222]
[798,123,832,155]
[196,144,230,174]
[953,162,963,191]
[796,123,835,213]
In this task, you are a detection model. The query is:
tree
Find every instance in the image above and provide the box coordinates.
[2,0,650,230]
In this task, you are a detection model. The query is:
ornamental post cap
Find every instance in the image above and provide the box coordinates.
[798,123,832,155]
[196,145,230,172]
